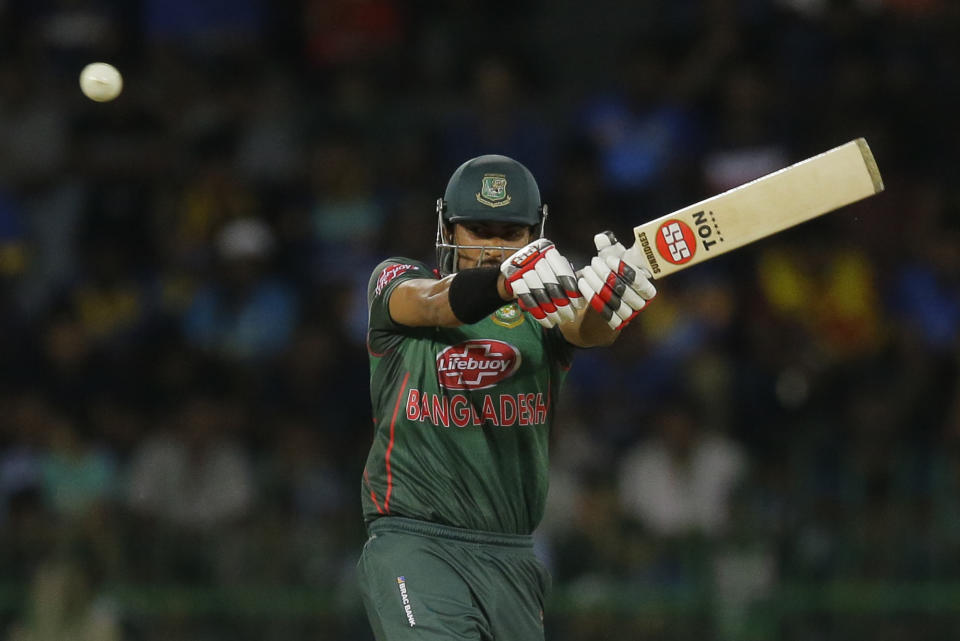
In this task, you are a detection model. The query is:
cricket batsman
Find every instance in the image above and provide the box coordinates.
[358,154,657,640]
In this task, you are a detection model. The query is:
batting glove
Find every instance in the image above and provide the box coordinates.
[578,231,656,330]
[501,239,586,328]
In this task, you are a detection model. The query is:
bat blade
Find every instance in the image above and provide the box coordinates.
[622,138,884,279]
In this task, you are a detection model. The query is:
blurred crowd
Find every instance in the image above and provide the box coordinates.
[1,1,959,640]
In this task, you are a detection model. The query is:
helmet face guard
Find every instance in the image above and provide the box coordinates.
[435,201,548,274]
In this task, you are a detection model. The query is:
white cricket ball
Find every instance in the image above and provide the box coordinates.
[79,62,123,102]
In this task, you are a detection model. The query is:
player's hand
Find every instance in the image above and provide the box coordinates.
[501,238,586,328]
[578,231,656,330]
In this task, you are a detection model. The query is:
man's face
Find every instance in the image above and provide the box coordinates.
[452,222,533,270]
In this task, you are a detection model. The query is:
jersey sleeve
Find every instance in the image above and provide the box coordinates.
[367,257,435,353]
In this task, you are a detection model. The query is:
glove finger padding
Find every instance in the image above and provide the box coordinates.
[522,269,563,327]
[578,231,657,330]
[593,230,620,252]
[579,261,643,330]
[544,247,586,309]
[506,274,550,325]
[600,252,657,300]
[590,256,649,311]
[502,238,581,328]
[534,260,577,323]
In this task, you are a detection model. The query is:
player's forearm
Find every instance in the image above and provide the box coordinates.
[389,277,460,327]
[559,305,619,348]
[389,271,512,328]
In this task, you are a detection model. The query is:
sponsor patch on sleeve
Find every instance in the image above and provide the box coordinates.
[375,264,419,296]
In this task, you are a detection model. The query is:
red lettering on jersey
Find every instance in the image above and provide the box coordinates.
[450,395,470,427]
[526,394,537,425]
[500,395,517,426]
[420,393,432,422]
[471,404,482,426]
[409,390,546,429]
[431,394,449,427]
[517,394,530,426]
[535,393,547,424]
[481,395,498,426]
[405,389,421,421]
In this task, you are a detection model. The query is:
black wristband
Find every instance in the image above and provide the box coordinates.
[448,266,507,324]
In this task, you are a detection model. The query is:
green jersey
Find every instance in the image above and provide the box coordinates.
[362,258,575,534]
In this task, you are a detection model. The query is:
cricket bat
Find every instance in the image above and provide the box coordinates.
[622,138,884,279]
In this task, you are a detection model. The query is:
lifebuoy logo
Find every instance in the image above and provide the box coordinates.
[436,340,521,390]
[655,220,697,265]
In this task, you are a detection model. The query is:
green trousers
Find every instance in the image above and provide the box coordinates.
[357,517,550,640]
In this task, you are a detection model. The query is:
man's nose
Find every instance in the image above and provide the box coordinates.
[477,245,505,265]
[485,242,507,258]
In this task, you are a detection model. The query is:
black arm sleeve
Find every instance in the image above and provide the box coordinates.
[448,266,507,325]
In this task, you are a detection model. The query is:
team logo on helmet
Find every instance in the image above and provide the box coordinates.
[476,173,512,208]
[492,303,525,328]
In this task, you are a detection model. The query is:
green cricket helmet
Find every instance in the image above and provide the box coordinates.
[435,154,548,274]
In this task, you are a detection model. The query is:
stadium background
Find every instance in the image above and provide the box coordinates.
[0,1,958,640]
